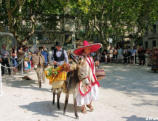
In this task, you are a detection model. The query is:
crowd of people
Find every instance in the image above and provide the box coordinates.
[0,42,73,76]
[0,43,157,76]
[0,44,50,75]
[97,46,156,66]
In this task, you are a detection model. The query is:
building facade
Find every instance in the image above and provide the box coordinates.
[143,23,158,49]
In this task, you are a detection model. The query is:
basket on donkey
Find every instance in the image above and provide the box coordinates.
[44,63,70,88]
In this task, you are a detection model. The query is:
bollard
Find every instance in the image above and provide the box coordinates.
[0,63,3,96]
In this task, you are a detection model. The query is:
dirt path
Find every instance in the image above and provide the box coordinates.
[0,64,158,121]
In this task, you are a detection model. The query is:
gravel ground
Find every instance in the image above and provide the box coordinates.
[0,64,158,121]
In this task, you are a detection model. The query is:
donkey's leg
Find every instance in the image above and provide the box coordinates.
[57,89,62,110]
[63,92,69,114]
[38,72,42,88]
[39,81,41,88]
[36,68,41,88]
[52,89,56,105]
[73,94,79,119]
[39,68,43,88]
[42,67,45,83]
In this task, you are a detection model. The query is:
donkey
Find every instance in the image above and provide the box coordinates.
[52,54,90,119]
[63,69,80,118]
[51,54,78,108]
[32,51,45,88]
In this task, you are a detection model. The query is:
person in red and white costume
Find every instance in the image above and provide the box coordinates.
[73,40,102,113]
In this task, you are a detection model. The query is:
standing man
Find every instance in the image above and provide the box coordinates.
[51,42,69,67]
[117,47,123,63]
[0,44,11,75]
[41,45,49,67]
[50,41,69,104]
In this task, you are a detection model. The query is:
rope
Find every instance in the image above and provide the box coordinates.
[1,59,24,69]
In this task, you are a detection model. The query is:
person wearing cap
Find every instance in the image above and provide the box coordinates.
[51,42,69,67]
[73,40,102,113]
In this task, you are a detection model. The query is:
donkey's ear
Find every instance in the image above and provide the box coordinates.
[70,53,78,64]
[78,56,83,64]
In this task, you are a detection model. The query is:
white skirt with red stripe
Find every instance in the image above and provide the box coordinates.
[76,84,99,106]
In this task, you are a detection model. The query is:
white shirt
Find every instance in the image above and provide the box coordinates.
[51,48,68,65]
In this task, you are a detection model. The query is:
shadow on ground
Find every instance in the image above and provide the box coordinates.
[122,115,149,121]
[133,98,158,107]
[100,64,158,107]
[100,64,158,96]
[3,76,49,92]
[20,101,80,119]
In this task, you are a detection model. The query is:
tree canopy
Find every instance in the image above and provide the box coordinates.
[0,0,158,45]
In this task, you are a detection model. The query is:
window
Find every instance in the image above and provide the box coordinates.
[152,40,156,48]
[145,41,148,49]
[153,24,156,33]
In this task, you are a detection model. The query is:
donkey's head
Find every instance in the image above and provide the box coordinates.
[77,57,90,84]
[68,53,90,83]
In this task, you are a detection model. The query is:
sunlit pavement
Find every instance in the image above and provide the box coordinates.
[0,64,158,121]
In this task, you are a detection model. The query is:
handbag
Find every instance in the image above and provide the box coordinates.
[95,68,106,81]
